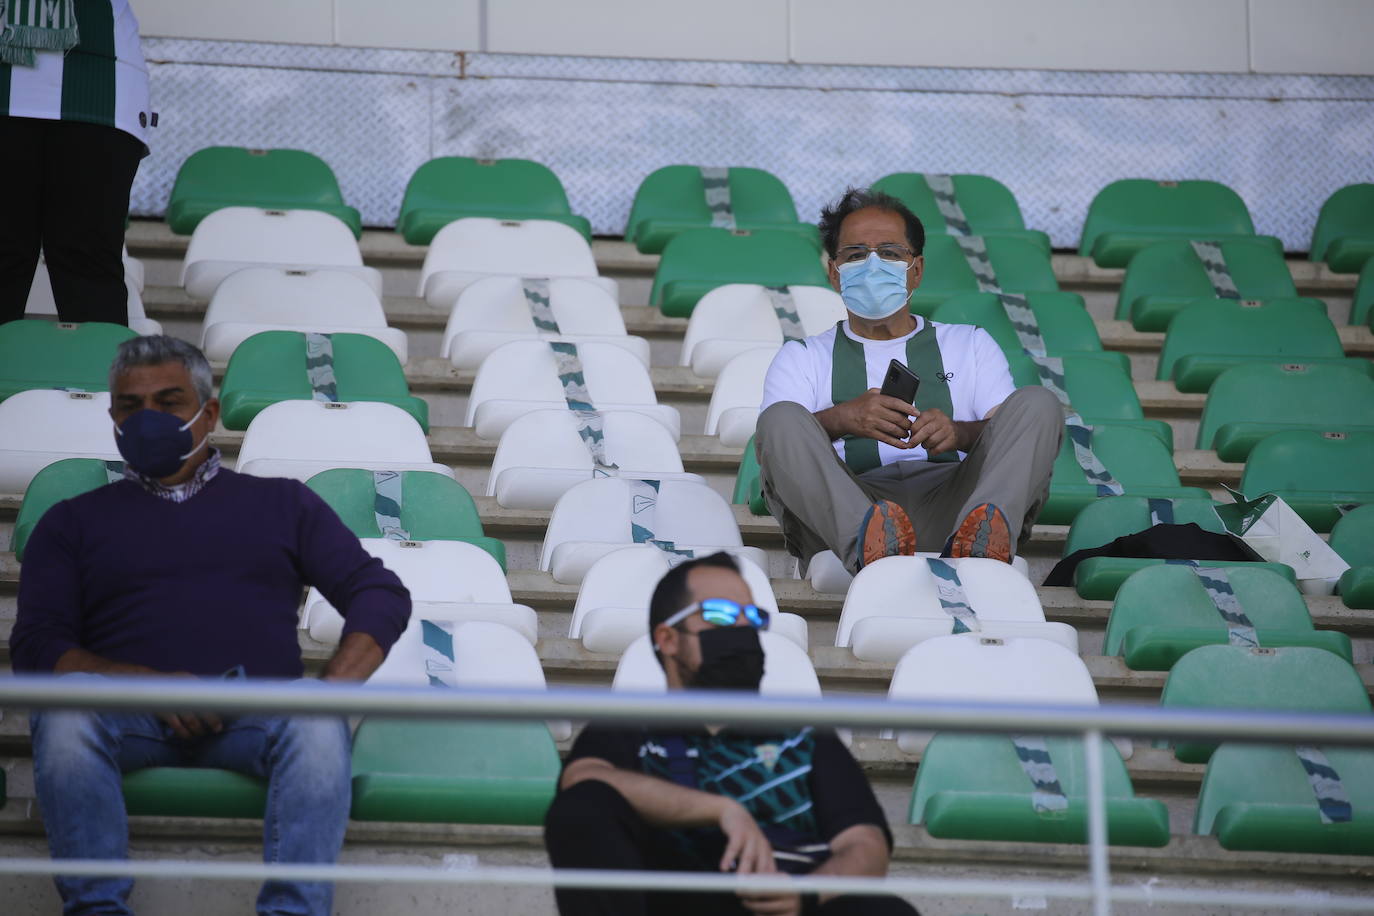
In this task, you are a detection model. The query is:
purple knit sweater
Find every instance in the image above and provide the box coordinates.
[11,469,411,678]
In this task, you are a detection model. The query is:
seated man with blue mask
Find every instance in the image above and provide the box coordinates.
[756,188,1062,573]
[543,552,918,916]
[11,335,412,916]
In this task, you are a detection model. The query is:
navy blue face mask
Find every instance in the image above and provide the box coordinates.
[114,403,207,479]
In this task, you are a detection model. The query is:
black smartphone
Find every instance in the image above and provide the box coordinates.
[879,359,920,404]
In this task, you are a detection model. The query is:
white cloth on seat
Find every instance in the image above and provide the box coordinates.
[681,283,846,379]
[0,390,119,493]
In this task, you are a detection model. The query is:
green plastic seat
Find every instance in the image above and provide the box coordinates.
[1310,184,1374,274]
[1041,425,1209,526]
[1078,179,1277,269]
[869,173,1051,253]
[1010,356,1173,450]
[1115,238,1303,332]
[1105,564,1351,671]
[1063,495,1296,601]
[625,165,818,254]
[306,469,506,570]
[732,434,770,516]
[166,147,361,237]
[908,234,1058,316]
[650,228,829,318]
[218,331,428,432]
[1331,504,1374,610]
[396,157,591,245]
[0,320,137,402]
[909,733,1169,846]
[1240,430,1374,533]
[1353,258,1374,328]
[1157,299,1365,393]
[1196,743,1374,855]
[1196,362,1374,462]
[931,292,1125,375]
[123,768,267,818]
[1159,645,1371,763]
[349,719,559,824]
[12,458,123,560]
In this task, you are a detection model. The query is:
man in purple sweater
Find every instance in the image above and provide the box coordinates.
[11,335,412,916]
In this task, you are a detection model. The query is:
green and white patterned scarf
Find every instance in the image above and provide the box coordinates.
[0,0,80,67]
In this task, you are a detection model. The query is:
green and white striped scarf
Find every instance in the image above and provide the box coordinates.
[0,0,80,67]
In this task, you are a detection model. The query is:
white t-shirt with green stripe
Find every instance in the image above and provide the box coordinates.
[1,0,151,148]
[760,317,1015,466]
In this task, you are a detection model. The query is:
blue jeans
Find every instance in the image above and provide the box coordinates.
[30,681,352,916]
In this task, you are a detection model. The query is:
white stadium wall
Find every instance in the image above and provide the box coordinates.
[133,0,1374,76]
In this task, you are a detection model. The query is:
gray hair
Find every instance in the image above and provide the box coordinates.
[109,336,215,404]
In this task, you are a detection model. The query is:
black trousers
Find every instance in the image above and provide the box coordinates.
[544,780,920,916]
[0,116,144,325]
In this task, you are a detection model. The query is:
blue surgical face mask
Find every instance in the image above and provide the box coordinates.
[837,251,912,320]
[114,402,208,479]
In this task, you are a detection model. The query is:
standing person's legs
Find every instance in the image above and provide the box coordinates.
[194,714,352,916]
[30,685,182,915]
[0,117,47,323]
[42,120,143,325]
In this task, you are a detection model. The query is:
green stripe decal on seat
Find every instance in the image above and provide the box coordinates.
[304,332,339,402]
[1190,564,1259,648]
[926,558,979,634]
[522,277,559,333]
[627,478,694,560]
[763,285,804,342]
[421,619,458,687]
[1294,745,1354,825]
[1147,497,1176,526]
[952,235,1002,293]
[548,341,618,472]
[103,460,124,484]
[923,174,972,236]
[1010,734,1069,814]
[699,166,736,230]
[372,469,410,541]
[1188,241,1241,299]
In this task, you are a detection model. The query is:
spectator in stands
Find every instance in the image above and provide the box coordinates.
[11,336,410,916]
[0,0,152,326]
[757,188,1062,572]
[544,552,918,916]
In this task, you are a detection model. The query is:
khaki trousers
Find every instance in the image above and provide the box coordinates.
[756,386,1063,573]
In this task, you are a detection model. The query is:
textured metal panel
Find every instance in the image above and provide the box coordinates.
[133,40,1374,251]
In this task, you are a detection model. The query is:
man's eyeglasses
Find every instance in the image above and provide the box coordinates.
[835,244,915,265]
[662,598,770,630]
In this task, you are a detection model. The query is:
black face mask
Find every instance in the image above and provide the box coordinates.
[689,626,765,691]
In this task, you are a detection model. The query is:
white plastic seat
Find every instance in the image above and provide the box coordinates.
[442,275,646,368]
[180,207,381,301]
[489,409,697,510]
[704,348,775,447]
[200,267,406,364]
[681,284,846,378]
[303,539,536,645]
[466,339,679,441]
[612,632,820,697]
[836,556,1074,663]
[569,545,806,655]
[235,400,452,482]
[418,217,617,308]
[0,390,119,493]
[26,256,161,335]
[804,549,1031,596]
[888,634,1109,754]
[540,476,766,585]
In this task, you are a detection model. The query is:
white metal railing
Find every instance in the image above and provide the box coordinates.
[2,675,1373,915]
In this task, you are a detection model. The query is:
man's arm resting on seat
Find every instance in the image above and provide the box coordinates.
[561,756,776,874]
[322,632,385,682]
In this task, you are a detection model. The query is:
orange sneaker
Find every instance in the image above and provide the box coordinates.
[947,503,1011,563]
[858,500,917,569]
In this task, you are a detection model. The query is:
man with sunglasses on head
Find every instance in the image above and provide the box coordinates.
[543,552,918,916]
[756,187,1062,575]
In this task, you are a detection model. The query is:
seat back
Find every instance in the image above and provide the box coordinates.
[931,291,1102,361]
[1078,179,1256,264]
[0,320,137,401]
[612,632,819,696]
[540,477,743,569]
[837,556,1044,647]
[0,390,118,492]
[1354,260,1374,328]
[419,217,598,291]
[361,538,513,604]
[12,457,123,559]
[705,348,775,436]
[1330,504,1374,567]
[626,166,803,246]
[236,400,433,467]
[167,146,357,235]
[180,207,363,282]
[680,283,845,369]
[650,228,830,318]
[871,172,1029,235]
[398,156,578,244]
[1158,300,1346,381]
[890,634,1098,704]
[1064,495,1227,555]
[306,469,488,541]
[442,276,624,348]
[466,340,659,425]
[1196,363,1374,454]
[1115,238,1296,321]
[490,409,683,486]
[1010,354,1146,423]
[201,268,384,331]
[1240,430,1374,531]
[369,619,544,688]
[1310,183,1374,263]
[914,234,1058,302]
